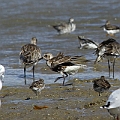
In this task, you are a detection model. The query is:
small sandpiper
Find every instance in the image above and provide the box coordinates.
[29,79,45,96]
[100,88,120,120]
[101,20,120,37]
[43,52,87,86]
[52,18,76,34]
[93,76,111,96]
[78,36,98,49]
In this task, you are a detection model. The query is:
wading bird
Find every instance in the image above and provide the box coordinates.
[19,37,42,79]
[100,20,120,37]
[94,38,120,79]
[43,52,86,85]
[53,18,76,34]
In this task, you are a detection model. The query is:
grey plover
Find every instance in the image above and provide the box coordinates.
[0,65,5,91]
[100,88,120,120]
[43,52,86,85]
[19,37,42,79]
[101,20,120,37]
[78,36,98,49]
[94,38,120,79]
[29,79,45,96]
[93,76,111,96]
[53,18,76,34]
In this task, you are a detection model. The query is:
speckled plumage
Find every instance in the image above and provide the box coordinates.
[93,76,111,96]
[30,79,45,96]
[19,37,42,79]
[95,38,120,78]
[43,52,86,85]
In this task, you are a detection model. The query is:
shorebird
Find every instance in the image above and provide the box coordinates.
[29,79,45,96]
[93,76,111,96]
[94,38,120,79]
[0,65,5,91]
[100,20,120,37]
[52,18,76,34]
[43,52,87,85]
[19,37,42,79]
[100,88,120,120]
[78,36,98,49]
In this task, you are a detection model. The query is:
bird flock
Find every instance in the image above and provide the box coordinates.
[1,18,120,119]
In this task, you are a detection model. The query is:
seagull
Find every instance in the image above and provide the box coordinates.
[52,18,76,34]
[29,79,45,96]
[100,20,120,37]
[0,65,5,91]
[93,76,111,96]
[19,37,42,79]
[43,52,87,85]
[78,36,98,49]
[94,38,120,79]
[100,88,120,120]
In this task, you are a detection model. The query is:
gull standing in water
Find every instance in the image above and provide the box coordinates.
[100,20,120,37]
[100,88,120,120]
[43,52,86,86]
[94,38,120,79]
[52,18,76,34]
[19,37,42,79]
[0,65,5,91]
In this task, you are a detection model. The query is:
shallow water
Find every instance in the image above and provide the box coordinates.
[0,0,120,86]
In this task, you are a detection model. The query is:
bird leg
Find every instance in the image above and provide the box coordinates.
[54,72,68,86]
[109,33,115,38]
[62,72,68,86]
[108,60,110,78]
[33,65,35,79]
[24,66,26,78]
[113,58,115,79]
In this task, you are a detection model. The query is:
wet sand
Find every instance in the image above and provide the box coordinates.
[0,78,120,120]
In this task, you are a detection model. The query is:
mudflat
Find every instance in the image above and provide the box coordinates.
[0,78,119,120]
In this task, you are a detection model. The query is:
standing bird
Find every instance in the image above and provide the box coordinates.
[29,79,45,96]
[100,88,120,120]
[43,52,86,86]
[94,38,120,79]
[100,20,120,37]
[19,37,42,79]
[52,18,76,34]
[0,65,5,91]
[93,76,111,96]
[78,36,98,49]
